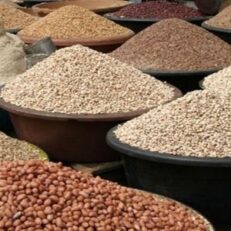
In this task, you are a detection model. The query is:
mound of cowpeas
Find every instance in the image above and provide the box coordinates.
[18,5,133,40]
[110,18,231,71]
[203,65,231,94]
[115,90,231,158]
[0,160,210,230]
[1,44,179,115]
[0,132,43,161]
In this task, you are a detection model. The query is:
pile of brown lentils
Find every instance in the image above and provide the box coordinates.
[0,160,210,230]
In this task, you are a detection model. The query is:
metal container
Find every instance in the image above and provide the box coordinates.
[107,127,231,225]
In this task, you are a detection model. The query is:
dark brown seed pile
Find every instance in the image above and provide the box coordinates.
[0,160,210,231]
[111,1,203,19]
[111,18,231,71]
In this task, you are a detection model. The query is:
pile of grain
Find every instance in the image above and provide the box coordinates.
[111,1,203,19]
[205,5,231,30]
[203,66,231,93]
[0,132,42,161]
[1,45,179,115]
[115,90,231,158]
[18,5,133,40]
[0,160,209,230]
[111,18,231,71]
[0,3,37,29]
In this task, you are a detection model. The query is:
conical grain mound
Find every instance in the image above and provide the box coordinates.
[111,18,231,71]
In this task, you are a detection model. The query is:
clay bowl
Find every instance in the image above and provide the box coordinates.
[194,0,221,14]
[107,127,231,225]
[0,84,181,163]
[104,14,211,33]
[33,0,131,17]
[202,22,231,44]
[18,31,135,52]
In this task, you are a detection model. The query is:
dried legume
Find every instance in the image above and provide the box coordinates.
[0,3,37,29]
[111,1,204,19]
[18,5,133,40]
[0,132,43,161]
[115,90,231,158]
[1,44,179,115]
[205,5,231,30]
[203,66,231,94]
[0,160,210,230]
[111,18,231,71]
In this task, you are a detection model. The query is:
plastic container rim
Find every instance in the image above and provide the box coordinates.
[202,22,231,33]
[106,126,231,167]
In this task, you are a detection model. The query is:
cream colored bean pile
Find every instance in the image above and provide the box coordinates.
[203,66,231,94]
[205,5,231,29]
[1,45,178,115]
[111,19,231,71]
[0,160,209,230]
[115,90,231,158]
[0,3,37,29]
[0,132,41,161]
[18,5,133,40]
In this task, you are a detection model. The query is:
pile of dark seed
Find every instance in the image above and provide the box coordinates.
[0,160,210,230]
[111,18,231,71]
[111,1,204,19]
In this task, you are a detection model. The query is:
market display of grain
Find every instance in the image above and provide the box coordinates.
[0,132,44,161]
[0,3,37,29]
[0,160,211,230]
[111,1,204,19]
[111,18,231,71]
[0,44,179,115]
[203,66,231,93]
[204,5,231,30]
[18,5,133,40]
[115,90,231,158]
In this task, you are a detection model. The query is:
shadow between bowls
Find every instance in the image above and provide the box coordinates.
[105,14,211,33]
[6,28,21,34]
[202,22,231,44]
[18,31,135,53]
[106,127,231,225]
[143,69,219,94]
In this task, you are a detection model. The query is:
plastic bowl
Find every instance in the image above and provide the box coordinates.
[202,22,231,44]
[18,31,135,52]
[105,14,211,33]
[143,69,219,94]
[32,0,131,17]
[107,127,231,225]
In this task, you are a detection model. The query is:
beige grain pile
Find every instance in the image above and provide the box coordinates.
[18,5,133,40]
[203,66,231,94]
[1,45,178,115]
[111,18,231,71]
[205,5,231,30]
[0,132,42,161]
[115,90,231,158]
[0,3,37,29]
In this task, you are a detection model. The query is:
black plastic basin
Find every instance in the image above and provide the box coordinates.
[107,127,231,226]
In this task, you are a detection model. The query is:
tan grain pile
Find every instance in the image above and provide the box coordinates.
[111,18,231,71]
[0,160,210,230]
[0,3,37,29]
[0,132,42,161]
[203,66,231,94]
[205,5,231,30]
[18,5,133,40]
[115,90,231,158]
[1,45,179,115]
[0,29,26,85]
[220,0,231,11]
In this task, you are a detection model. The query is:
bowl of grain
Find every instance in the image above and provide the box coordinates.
[0,45,181,163]
[0,160,214,230]
[104,1,210,33]
[110,18,231,93]
[32,0,131,17]
[107,90,231,225]
[18,5,134,52]
[202,5,231,44]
